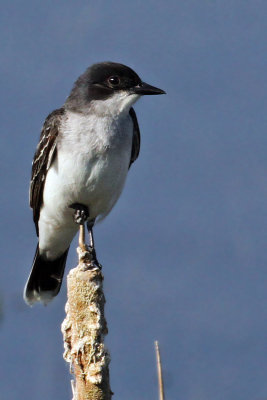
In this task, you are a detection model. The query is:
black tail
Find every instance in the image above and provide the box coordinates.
[24,245,69,306]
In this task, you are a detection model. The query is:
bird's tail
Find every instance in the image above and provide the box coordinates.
[23,245,69,306]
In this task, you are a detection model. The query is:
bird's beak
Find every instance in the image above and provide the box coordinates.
[132,82,166,95]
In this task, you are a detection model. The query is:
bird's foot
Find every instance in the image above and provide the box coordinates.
[70,205,101,270]
[80,246,102,271]
[69,203,89,225]
[87,247,102,270]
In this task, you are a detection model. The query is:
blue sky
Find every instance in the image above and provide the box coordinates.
[0,1,267,399]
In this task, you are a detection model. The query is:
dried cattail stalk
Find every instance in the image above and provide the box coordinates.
[62,246,112,400]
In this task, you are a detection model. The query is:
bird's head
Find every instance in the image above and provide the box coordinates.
[65,62,165,115]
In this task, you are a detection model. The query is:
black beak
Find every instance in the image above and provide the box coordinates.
[132,82,166,95]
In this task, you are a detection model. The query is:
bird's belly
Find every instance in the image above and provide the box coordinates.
[39,150,130,259]
[75,151,130,218]
[42,147,130,223]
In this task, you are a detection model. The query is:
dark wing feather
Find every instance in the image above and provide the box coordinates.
[129,107,141,168]
[30,108,65,235]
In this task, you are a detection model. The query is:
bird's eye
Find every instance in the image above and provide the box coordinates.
[108,76,120,86]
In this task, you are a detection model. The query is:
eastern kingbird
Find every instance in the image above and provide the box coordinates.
[24,62,165,305]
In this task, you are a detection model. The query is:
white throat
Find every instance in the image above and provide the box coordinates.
[90,91,140,117]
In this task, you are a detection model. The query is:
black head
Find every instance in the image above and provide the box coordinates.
[65,62,165,112]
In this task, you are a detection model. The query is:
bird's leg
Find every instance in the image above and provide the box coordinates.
[68,204,101,269]
[86,219,102,269]
[69,203,89,251]
[78,224,86,251]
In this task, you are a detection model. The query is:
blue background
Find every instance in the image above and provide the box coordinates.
[0,1,266,399]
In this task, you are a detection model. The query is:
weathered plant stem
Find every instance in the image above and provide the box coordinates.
[62,245,112,400]
[155,341,165,400]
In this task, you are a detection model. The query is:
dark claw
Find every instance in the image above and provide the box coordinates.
[83,260,102,271]
[82,247,102,271]
[88,247,102,270]
[69,203,89,225]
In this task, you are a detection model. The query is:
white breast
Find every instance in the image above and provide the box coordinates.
[42,110,133,223]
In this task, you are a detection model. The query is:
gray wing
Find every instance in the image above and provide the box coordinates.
[129,107,141,168]
[30,108,65,235]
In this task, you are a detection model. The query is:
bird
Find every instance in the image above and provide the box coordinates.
[24,61,165,306]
